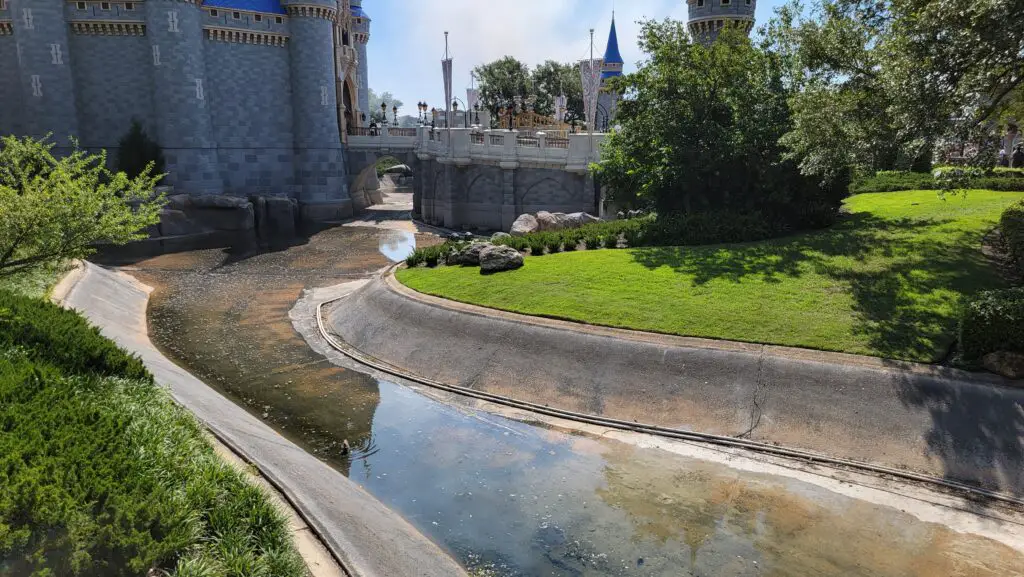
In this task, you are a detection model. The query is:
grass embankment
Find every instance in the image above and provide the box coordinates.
[398,190,1024,362]
[0,281,306,576]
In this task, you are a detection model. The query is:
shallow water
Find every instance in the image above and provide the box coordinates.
[126,224,1024,577]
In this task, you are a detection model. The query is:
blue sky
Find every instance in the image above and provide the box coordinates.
[364,0,787,116]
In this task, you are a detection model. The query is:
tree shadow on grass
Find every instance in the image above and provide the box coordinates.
[629,213,1002,362]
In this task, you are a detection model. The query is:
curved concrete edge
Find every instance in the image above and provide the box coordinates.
[58,261,468,577]
[386,267,1018,387]
[328,272,1024,497]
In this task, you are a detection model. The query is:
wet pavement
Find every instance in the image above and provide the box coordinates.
[104,200,1024,576]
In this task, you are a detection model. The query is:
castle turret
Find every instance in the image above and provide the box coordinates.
[146,0,222,194]
[596,15,623,131]
[351,0,370,124]
[281,0,350,220]
[687,0,756,45]
[9,0,79,151]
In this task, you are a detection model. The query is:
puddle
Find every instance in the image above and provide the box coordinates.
[119,224,1024,577]
[378,230,417,262]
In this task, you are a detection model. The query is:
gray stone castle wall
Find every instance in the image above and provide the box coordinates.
[418,160,596,232]
[0,0,353,220]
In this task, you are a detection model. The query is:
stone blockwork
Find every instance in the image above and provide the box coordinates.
[0,0,368,223]
[418,160,596,232]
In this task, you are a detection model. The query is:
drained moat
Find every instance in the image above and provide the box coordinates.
[108,207,1024,576]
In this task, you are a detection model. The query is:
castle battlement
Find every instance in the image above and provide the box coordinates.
[0,0,370,221]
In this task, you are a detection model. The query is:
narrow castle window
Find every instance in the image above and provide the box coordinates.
[275,16,283,24]
[721,0,730,5]
[209,9,218,16]
[124,2,134,10]
[232,11,241,20]
[100,2,110,10]
[76,1,86,9]
[696,0,705,6]
[254,14,263,22]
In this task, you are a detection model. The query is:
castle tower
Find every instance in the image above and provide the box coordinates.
[596,15,623,131]
[146,0,221,194]
[281,0,350,220]
[8,0,79,151]
[687,0,756,45]
[351,0,370,125]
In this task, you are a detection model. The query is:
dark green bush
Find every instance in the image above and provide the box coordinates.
[603,234,619,249]
[851,170,1024,194]
[117,119,165,180]
[0,289,151,382]
[528,239,546,255]
[405,241,462,268]
[584,236,602,250]
[0,348,304,577]
[958,288,1024,362]
[1002,201,1024,272]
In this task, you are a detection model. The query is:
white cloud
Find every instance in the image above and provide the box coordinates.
[365,0,688,115]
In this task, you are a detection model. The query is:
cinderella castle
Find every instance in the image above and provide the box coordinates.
[0,0,371,221]
[594,0,755,129]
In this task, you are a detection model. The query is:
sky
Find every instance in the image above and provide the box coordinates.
[364,0,787,116]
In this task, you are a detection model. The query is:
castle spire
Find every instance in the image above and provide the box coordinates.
[601,14,623,81]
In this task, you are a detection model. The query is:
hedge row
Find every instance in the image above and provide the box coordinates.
[851,171,1024,194]
[1003,200,1024,272]
[0,294,306,577]
[0,289,151,382]
[958,288,1024,362]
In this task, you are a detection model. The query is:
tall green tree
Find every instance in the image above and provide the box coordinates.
[595,20,847,223]
[773,0,1024,174]
[0,135,165,277]
[367,88,404,123]
[473,57,533,121]
[531,60,584,123]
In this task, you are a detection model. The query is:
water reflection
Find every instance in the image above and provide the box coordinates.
[378,230,417,262]
[123,225,1023,577]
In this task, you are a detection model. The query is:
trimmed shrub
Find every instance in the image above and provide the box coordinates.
[584,236,602,250]
[1003,201,1024,272]
[603,234,619,249]
[117,119,165,180]
[958,288,1024,362]
[851,170,1024,194]
[0,289,151,382]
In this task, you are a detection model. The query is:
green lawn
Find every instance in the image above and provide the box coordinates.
[398,190,1024,362]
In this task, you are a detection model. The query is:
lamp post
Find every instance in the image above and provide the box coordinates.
[473,102,480,126]
[392,105,398,127]
[430,107,437,129]
[380,101,387,127]
[452,98,469,128]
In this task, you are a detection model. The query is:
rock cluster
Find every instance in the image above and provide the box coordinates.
[510,211,600,236]
[981,351,1024,380]
[448,242,523,273]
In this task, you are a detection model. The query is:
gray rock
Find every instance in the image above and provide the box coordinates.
[491,232,512,242]
[566,212,600,227]
[189,194,252,209]
[480,245,524,273]
[982,351,1024,380]
[616,211,625,220]
[511,214,539,236]
[452,242,492,266]
[158,209,209,237]
[536,211,561,231]
[166,194,192,211]
[384,164,413,176]
[262,196,297,239]
[190,204,255,231]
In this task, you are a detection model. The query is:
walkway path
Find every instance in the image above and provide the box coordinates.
[327,271,1024,498]
[62,261,468,577]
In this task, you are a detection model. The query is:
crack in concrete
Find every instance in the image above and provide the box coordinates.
[738,345,771,439]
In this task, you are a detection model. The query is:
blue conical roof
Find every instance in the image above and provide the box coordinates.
[603,18,623,65]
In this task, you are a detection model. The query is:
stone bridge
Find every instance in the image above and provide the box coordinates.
[346,126,607,231]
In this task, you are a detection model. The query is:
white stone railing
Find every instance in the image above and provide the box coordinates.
[347,126,606,173]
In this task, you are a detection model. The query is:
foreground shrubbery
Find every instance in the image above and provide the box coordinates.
[850,170,1024,194]
[0,290,306,577]
[1002,200,1024,272]
[958,288,1024,362]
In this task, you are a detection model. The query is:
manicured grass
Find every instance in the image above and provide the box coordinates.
[398,190,1024,362]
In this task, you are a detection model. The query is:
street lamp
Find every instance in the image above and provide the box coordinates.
[392,105,398,127]
[473,102,480,126]
[380,101,387,125]
[430,107,437,129]
[453,98,469,128]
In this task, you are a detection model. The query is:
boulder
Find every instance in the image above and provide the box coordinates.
[158,208,208,237]
[480,245,524,273]
[189,194,252,209]
[166,194,192,211]
[982,351,1024,380]
[511,214,539,236]
[262,196,297,239]
[190,204,255,231]
[491,232,512,242]
[566,212,600,227]
[452,242,492,266]
[536,211,560,231]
